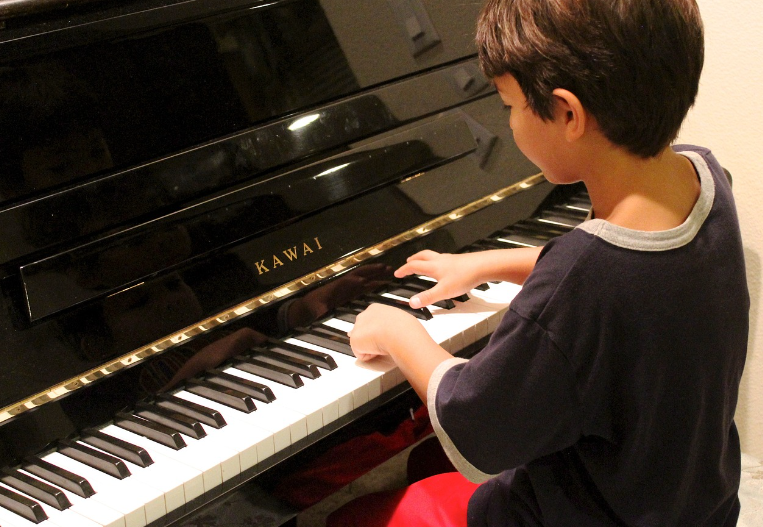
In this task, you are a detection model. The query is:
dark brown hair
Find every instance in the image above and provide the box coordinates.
[476,0,704,158]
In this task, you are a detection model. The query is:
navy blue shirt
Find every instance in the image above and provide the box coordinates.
[428,146,748,526]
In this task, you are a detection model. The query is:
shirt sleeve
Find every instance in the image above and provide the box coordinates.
[427,308,583,481]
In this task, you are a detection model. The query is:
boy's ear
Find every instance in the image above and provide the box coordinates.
[552,88,587,142]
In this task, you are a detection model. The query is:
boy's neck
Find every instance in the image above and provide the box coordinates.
[583,146,700,232]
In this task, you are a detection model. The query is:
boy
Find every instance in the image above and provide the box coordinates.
[339,0,748,525]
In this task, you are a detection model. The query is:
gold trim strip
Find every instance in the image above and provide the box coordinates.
[0,172,546,424]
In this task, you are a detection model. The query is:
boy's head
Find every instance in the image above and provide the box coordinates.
[476,0,704,159]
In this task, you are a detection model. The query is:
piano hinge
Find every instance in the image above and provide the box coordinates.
[0,172,546,425]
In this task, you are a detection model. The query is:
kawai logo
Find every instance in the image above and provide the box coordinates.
[254,237,324,275]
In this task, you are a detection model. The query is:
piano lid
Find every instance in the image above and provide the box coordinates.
[0,0,485,264]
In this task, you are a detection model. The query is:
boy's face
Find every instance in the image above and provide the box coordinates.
[494,74,576,184]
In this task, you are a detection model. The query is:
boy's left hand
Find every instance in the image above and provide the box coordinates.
[350,302,452,402]
[348,303,424,361]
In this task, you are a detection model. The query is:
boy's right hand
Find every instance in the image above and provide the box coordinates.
[394,246,542,308]
[394,250,478,309]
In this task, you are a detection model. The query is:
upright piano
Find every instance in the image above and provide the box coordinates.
[0,1,589,525]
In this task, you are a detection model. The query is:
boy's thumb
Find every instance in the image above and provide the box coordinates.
[410,289,435,309]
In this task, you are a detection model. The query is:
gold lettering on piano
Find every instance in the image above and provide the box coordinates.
[255,237,324,275]
[0,176,546,425]
[255,260,269,274]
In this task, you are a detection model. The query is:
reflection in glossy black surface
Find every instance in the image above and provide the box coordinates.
[21,116,476,321]
[0,1,354,201]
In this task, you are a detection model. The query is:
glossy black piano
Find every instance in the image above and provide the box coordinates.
[0,1,587,525]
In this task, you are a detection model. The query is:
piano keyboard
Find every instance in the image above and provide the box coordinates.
[0,193,590,527]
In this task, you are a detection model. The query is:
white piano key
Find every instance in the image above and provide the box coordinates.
[101,424,231,493]
[0,481,102,527]
[315,347,399,401]
[284,337,389,404]
[319,318,406,394]
[96,426,204,504]
[0,500,42,527]
[218,367,334,434]
[426,300,493,350]
[374,291,477,352]
[0,481,46,527]
[111,408,272,476]
[72,439,188,517]
[322,317,353,333]
[173,390,308,449]
[17,470,126,527]
[190,420,275,473]
[257,340,390,412]
[467,282,521,332]
[40,452,158,527]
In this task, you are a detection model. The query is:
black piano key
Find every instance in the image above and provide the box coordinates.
[232,357,304,388]
[134,403,207,440]
[206,369,276,403]
[513,220,569,237]
[568,196,593,209]
[249,349,321,380]
[58,439,131,480]
[361,294,433,321]
[398,280,427,293]
[397,280,467,303]
[310,324,352,343]
[0,468,71,511]
[548,204,589,221]
[493,232,546,248]
[80,429,153,468]
[292,328,356,356]
[114,412,187,450]
[23,456,95,498]
[185,378,257,413]
[497,227,553,244]
[384,286,456,309]
[499,221,556,237]
[472,240,508,251]
[334,307,358,323]
[536,213,580,228]
[474,283,490,291]
[0,483,47,523]
[402,276,438,290]
[155,393,227,428]
[525,217,575,232]
[343,302,367,314]
[297,326,352,349]
[264,339,338,370]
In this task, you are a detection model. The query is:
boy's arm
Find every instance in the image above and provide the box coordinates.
[349,303,450,402]
[394,247,542,308]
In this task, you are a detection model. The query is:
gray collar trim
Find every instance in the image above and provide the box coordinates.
[575,151,715,251]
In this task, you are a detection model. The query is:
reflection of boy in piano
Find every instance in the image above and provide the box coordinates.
[340,1,748,526]
[0,63,113,199]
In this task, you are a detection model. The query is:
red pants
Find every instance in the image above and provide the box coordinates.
[326,471,479,527]
[325,437,479,527]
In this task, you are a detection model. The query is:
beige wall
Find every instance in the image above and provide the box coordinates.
[675,0,763,458]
